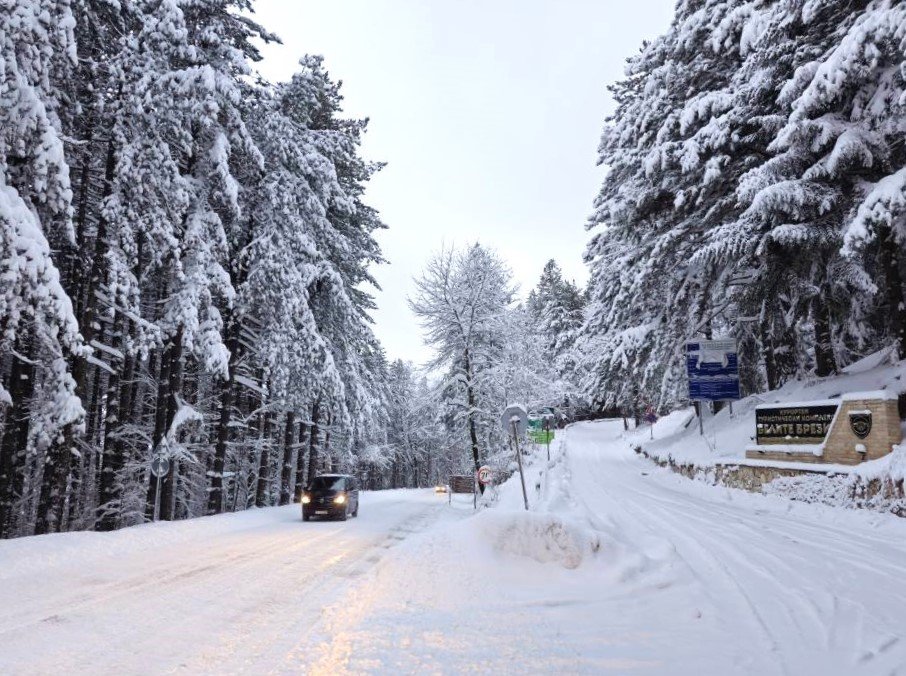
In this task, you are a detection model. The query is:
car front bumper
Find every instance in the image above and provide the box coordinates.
[303,504,346,518]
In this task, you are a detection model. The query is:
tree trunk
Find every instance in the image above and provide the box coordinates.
[0,342,35,538]
[391,458,400,489]
[254,409,272,508]
[72,138,117,410]
[323,412,332,468]
[145,344,171,520]
[97,319,129,531]
[38,139,119,535]
[34,428,76,535]
[159,330,184,521]
[293,420,310,502]
[880,227,906,359]
[208,214,249,514]
[278,412,296,506]
[463,349,482,482]
[145,326,184,522]
[207,369,234,516]
[760,308,779,392]
[812,289,836,378]
[306,402,321,486]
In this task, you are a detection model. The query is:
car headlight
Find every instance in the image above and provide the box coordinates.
[333,494,346,505]
[301,495,311,504]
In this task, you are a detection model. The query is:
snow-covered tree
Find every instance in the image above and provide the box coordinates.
[578,0,903,415]
[410,244,515,477]
[0,2,394,539]
[0,0,85,537]
[527,260,585,392]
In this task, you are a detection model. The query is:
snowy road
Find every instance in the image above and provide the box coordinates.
[275,421,906,674]
[2,422,906,674]
[0,491,448,675]
[562,421,906,674]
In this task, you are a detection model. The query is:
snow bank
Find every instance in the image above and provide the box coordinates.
[0,506,288,580]
[435,432,606,571]
[759,443,906,515]
[476,510,599,569]
[764,471,906,515]
[0,489,429,581]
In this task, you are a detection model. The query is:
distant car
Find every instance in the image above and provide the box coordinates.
[301,474,359,521]
[434,485,449,494]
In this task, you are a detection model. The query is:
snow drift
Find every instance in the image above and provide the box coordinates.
[476,510,599,569]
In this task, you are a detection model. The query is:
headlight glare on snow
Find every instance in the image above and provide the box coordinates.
[301,495,311,504]
[333,494,346,505]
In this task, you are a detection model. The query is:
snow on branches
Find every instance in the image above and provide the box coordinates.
[580,0,906,412]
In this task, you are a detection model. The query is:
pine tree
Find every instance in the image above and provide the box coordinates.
[0,0,86,537]
[0,1,398,538]
[581,0,754,411]
[577,0,899,416]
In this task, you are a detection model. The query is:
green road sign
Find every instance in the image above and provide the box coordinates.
[529,429,554,444]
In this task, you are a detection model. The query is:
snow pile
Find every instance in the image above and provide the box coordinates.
[849,442,906,483]
[0,502,301,580]
[762,443,906,515]
[764,471,906,516]
[476,510,599,569]
[487,435,605,561]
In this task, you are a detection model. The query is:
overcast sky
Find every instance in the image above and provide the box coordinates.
[251,0,675,364]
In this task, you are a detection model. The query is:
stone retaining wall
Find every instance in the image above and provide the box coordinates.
[635,447,906,517]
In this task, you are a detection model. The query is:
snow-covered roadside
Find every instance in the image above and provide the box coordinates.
[635,348,906,468]
[623,350,906,515]
[304,421,906,674]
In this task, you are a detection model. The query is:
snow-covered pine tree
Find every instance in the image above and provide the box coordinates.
[528,260,585,397]
[578,0,898,415]
[580,0,754,412]
[108,0,274,521]
[0,0,87,537]
[769,1,906,360]
[0,0,404,539]
[379,359,450,489]
[218,55,389,511]
[705,1,884,384]
[289,56,389,485]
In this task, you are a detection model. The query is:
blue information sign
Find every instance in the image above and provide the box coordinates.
[686,340,740,402]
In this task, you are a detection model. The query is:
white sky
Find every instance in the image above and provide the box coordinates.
[251,0,675,364]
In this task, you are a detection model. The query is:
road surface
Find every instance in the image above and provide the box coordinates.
[0,491,448,674]
[2,421,905,674]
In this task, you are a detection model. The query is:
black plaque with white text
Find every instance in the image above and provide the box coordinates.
[755,404,839,445]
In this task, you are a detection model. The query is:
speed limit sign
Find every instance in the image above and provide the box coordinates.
[477,465,493,486]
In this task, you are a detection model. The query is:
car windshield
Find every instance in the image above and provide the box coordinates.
[309,476,345,491]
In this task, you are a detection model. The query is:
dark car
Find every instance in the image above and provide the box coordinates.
[301,474,359,521]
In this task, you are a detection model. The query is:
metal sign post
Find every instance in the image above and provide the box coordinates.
[511,421,529,512]
[644,405,658,439]
[150,455,170,522]
[541,415,553,461]
[500,405,530,511]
